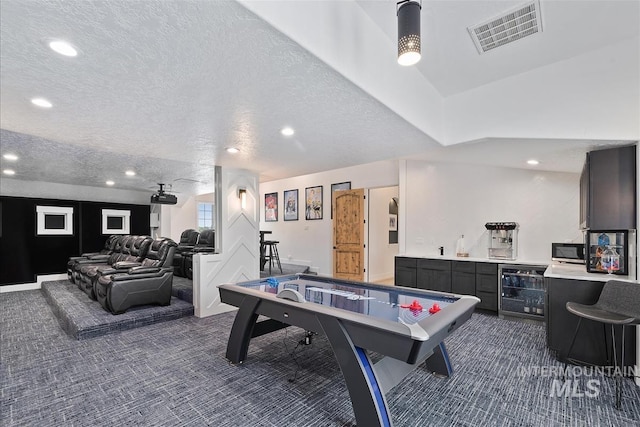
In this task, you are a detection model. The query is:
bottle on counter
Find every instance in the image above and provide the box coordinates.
[456,235,469,257]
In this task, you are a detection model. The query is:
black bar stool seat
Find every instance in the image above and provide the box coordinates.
[564,280,640,409]
[263,240,283,275]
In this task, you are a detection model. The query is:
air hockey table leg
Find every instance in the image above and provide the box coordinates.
[424,342,453,377]
[225,295,261,364]
[317,314,392,427]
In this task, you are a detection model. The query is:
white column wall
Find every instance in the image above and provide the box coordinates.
[193,168,259,318]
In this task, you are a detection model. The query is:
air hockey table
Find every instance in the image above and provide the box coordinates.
[219,274,479,427]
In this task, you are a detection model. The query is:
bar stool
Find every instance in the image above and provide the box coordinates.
[565,280,640,409]
[263,240,283,275]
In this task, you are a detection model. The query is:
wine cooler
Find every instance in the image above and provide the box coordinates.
[498,264,547,321]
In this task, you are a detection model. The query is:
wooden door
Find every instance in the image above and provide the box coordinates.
[333,189,365,281]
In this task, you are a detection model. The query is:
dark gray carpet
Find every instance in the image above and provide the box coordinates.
[1,290,639,426]
[42,280,194,340]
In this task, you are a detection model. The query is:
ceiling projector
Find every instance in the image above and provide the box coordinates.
[150,184,177,205]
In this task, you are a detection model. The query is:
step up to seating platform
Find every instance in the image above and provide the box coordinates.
[42,280,193,340]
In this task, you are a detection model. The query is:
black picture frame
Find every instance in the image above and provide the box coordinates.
[330,181,351,218]
[283,189,299,221]
[264,192,278,222]
[305,186,323,220]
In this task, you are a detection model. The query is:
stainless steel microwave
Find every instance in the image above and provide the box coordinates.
[551,243,585,264]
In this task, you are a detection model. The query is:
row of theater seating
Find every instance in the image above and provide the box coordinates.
[172,229,215,279]
[67,235,177,314]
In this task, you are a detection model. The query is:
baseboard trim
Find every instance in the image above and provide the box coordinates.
[0,273,67,293]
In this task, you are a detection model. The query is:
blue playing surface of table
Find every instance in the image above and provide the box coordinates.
[238,277,457,325]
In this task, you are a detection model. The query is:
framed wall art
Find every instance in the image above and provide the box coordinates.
[330,181,351,218]
[305,186,323,220]
[264,192,278,222]
[283,189,299,221]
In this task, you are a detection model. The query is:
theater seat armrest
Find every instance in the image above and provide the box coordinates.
[68,256,87,261]
[87,254,110,261]
[128,266,162,275]
[96,266,118,275]
[113,261,142,269]
[75,258,108,265]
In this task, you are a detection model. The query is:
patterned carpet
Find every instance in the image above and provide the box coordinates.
[42,280,194,340]
[1,289,639,426]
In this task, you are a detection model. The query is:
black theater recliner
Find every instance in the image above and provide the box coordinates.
[95,237,177,314]
[78,236,152,299]
[67,235,120,284]
[172,229,200,277]
[85,235,153,299]
[72,235,130,292]
[183,229,215,280]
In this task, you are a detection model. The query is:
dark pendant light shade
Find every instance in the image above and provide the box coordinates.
[397,0,422,66]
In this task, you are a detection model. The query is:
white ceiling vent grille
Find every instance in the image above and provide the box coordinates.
[468,0,543,54]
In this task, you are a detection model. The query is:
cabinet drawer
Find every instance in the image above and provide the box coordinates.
[476,262,498,275]
[452,261,475,273]
[476,273,497,293]
[452,271,475,295]
[395,267,417,288]
[395,257,417,268]
[417,259,451,271]
[476,290,498,311]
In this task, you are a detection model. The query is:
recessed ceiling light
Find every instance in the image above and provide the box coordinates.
[3,153,18,161]
[3,169,16,176]
[48,40,78,57]
[226,147,239,154]
[105,180,115,186]
[125,170,136,176]
[31,98,52,108]
[527,159,540,165]
[281,127,295,136]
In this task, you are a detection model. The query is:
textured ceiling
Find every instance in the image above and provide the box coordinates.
[0,0,638,198]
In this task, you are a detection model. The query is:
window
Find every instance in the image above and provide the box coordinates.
[36,206,74,235]
[101,209,130,234]
[198,203,214,231]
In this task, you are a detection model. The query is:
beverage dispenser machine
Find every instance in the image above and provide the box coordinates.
[485,222,518,260]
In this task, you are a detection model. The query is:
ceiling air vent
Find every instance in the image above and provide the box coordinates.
[468,0,543,54]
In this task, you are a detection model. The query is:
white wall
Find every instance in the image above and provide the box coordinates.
[401,160,580,263]
[444,37,640,144]
[0,179,150,205]
[259,159,399,275]
[368,186,399,282]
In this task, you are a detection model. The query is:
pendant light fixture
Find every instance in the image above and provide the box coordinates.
[397,0,422,66]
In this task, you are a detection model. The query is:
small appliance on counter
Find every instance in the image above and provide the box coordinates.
[499,264,547,321]
[485,222,518,260]
[585,230,635,276]
[551,243,585,264]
